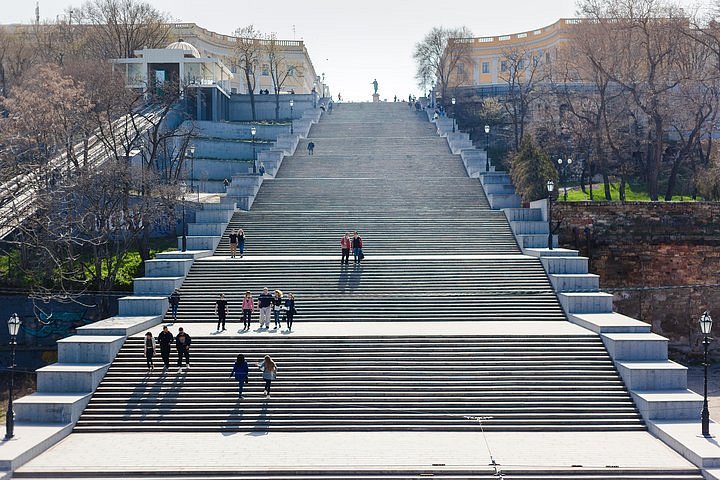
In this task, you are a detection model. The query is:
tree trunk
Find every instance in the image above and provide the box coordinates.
[589,162,594,201]
[649,117,663,201]
[603,172,611,201]
[664,154,683,201]
[274,91,280,121]
[580,163,587,194]
[619,173,626,203]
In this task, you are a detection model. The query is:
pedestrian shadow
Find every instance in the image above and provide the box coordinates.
[221,396,245,437]
[247,397,270,436]
[126,368,185,422]
[337,264,363,293]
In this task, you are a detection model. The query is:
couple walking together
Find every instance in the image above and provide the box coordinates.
[230,354,278,398]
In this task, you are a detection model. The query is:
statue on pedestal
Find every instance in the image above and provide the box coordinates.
[372,79,379,95]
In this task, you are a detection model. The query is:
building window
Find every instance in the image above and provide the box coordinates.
[500,60,508,72]
[518,59,524,70]
[261,64,269,76]
[482,62,489,74]
[457,63,465,75]
[545,51,551,63]
[287,64,295,76]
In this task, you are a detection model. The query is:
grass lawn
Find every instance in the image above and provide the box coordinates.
[563,182,695,202]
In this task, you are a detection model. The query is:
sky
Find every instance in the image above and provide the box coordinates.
[1,0,703,101]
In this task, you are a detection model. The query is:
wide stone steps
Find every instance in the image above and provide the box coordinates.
[71,335,644,433]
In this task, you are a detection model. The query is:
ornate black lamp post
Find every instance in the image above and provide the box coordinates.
[451,97,456,133]
[700,310,713,437]
[251,126,257,174]
[484,125,491,172]
[558,158,573,201]
[547,180,555,250]
[312,81,317,108]
[180,181,187,252]
[289,99,294,134]
[5,313,21,440]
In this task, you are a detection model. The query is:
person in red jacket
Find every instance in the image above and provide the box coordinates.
[340,232,351,265]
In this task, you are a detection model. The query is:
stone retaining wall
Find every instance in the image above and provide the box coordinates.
[553,202,720,359]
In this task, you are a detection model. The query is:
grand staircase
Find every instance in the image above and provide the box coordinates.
[15,103,704,479]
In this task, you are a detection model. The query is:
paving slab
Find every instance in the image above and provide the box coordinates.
[200,254,531,261]
[15,431,695,474]
[650,420,720,468]
[0,423,72,471]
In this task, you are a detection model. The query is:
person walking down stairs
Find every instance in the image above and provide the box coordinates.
[258,355,278,398]
[157,326,173,371]
[176,327,191,373]
[307,141,315,155]
[168,289,180,321]
[229,354,249,399]
[144,332,155,373]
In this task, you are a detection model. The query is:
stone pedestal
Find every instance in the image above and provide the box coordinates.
[372,93,380,103]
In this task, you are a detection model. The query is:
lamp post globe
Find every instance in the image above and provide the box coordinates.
[701,310,713,437]
[250,127,257,174]
[546,180,555,250]
[5,313,21,440]
[289,99,294,134]
[484,125,491,172]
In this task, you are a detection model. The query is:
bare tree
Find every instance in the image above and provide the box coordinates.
[77,0,170,60]
[413,26,473,102]
[577,0,690,200]
[232,25,262,121]
[499,46,549,151]
[264,33,295,121]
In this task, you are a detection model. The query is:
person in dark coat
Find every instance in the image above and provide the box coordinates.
[157,325,174,370]
[168,289,180,321]
[176,327,191,372]
[229,354,250,398]
[144,331,155,372]
[215,293,229,331]
[352,231,363,263]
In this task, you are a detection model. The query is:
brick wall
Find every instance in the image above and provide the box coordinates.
[553,202,720,360]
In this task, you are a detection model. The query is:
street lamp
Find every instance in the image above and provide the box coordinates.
[312,82,317,108]
[188,144,196,198]
[289,99,294,134]
[557,158,573,201]
[180,182,187,252]
[5,313,21,440]
[484,125,491,172]
[700,310,714,437]
[250,126,257,174]
[451,97,456,133]
[547,180,555,250]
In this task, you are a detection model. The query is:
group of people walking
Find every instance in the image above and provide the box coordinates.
[144,326,192,373]
[230,354,278,398]
[340,231,364,264]
[242,288,297,331]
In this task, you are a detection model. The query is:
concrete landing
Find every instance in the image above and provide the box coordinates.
[14,431,695,475]
[153,321,594,337]
[0,423,72,471]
